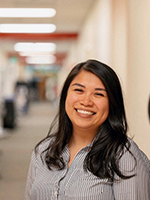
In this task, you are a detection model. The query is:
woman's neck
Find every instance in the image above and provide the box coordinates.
[69,129,96,149]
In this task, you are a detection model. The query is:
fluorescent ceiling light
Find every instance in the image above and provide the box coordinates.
[26,55,56,64]
[0,8,56,18]
[14,42,56,52]
[0,24,56,33]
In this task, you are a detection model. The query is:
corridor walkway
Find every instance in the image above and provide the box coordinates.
[0,101,57,200]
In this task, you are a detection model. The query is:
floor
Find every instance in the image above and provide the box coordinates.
[0,101,57,200]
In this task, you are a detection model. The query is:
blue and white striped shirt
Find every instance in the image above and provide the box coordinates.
[25,138,150,200]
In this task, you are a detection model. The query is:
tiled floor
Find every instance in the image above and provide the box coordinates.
[0,101,57,200]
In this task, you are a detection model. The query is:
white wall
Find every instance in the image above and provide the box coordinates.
[111,0,128,92]
[63,0,112,66]
[126,0,150,157]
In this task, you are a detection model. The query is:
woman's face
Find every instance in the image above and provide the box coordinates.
[65,70,109,134]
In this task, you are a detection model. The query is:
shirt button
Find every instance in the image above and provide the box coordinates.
[54,191,57,196]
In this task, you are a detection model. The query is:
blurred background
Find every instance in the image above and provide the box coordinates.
[0,0,150,199]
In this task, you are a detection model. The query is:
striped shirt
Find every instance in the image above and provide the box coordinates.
[25,138,150,200]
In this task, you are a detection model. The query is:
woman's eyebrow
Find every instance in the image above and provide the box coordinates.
[71,83,85,88]
[95,88,106,91]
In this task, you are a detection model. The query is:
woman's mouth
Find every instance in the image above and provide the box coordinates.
[75,109,95,115]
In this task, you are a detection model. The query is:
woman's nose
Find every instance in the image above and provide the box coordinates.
[80,94,93,106]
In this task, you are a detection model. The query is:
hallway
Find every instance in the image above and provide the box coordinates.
[0,101,57,200]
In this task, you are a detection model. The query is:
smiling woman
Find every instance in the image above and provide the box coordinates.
[25,59,150,200]
[65,70,109,139]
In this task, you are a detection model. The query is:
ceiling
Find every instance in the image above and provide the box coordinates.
[0,0,97,66]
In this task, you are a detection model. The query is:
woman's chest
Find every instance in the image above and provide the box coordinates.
[31,165,114,200]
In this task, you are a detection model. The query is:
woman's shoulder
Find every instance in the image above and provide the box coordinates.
[128,138,150,162]
[122,137,150,172]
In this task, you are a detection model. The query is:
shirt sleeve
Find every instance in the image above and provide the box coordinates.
[24,150,37,200]
[112,140,150,200]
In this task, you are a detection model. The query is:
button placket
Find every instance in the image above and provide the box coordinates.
[52,167,68,200]
[51,183,59,200]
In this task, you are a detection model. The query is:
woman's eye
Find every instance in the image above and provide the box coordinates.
[74,88,83,92]
[95,93,104,97]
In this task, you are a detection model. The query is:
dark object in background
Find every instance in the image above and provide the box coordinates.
[3,99,16,129]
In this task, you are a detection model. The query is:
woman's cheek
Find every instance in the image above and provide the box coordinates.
[68,93,80,103]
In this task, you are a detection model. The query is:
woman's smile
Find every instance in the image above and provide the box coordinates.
[75,108,96,116]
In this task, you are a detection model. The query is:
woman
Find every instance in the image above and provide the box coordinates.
[25,59,150,200]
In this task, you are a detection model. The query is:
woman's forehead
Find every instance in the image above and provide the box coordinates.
[70,70,104,87]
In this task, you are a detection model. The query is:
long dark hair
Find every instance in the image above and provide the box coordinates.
[36,59,136,181]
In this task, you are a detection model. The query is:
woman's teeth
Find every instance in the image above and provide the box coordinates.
[77,109,94,115]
